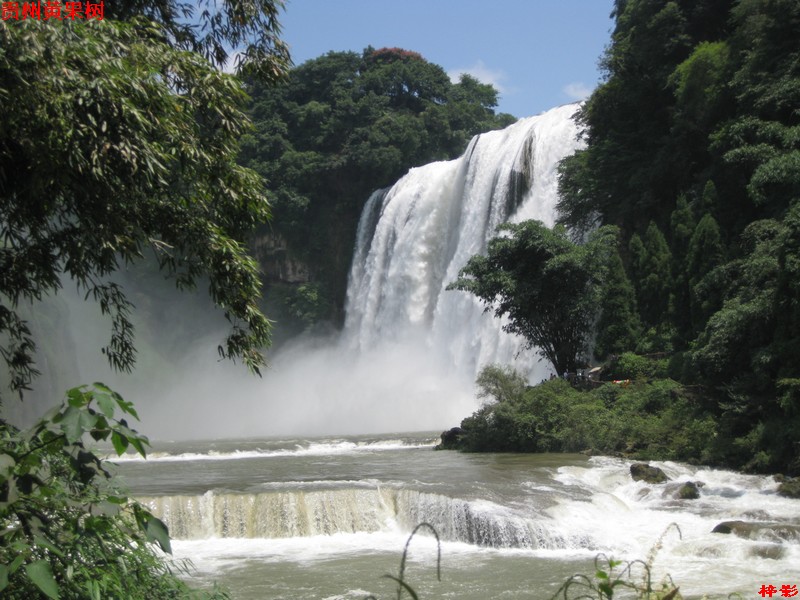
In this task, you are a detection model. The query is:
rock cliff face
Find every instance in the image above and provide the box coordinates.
[253,232,311,284]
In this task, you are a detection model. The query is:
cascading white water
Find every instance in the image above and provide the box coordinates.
[344,103,583,382]
[125,435,800,598]
[141,488,577,550]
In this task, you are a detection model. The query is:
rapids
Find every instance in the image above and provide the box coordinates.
[119,434,800,599]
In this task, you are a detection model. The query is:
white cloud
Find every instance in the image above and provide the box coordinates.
[448,60,509,93]
[563,82,593,101]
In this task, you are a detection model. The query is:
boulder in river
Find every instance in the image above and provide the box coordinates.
[712,520,800,543]
[630,463,669,484]
[749,544,786,560]
[676,481,701,500]
[777,477,800,499]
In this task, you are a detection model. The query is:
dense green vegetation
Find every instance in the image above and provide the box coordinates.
[239,48,515,323]
[445,363,716,465]
[450,0,800,475]
[1,0,286,595]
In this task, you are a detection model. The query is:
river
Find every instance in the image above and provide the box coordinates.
[113,432,798,599]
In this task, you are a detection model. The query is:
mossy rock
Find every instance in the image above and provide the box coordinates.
[661,481,702,500]
[676,481,700,499]
[630,462,669,483]
[777,478,800,499]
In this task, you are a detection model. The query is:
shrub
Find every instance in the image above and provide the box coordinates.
[0,385,227,599]
[605,353,669,380]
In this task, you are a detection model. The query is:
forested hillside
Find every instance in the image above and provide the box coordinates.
[449,0,800,476]
[239,48,515,328]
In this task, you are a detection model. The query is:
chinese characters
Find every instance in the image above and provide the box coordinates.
[2,1,104,20]
[760,584,799,598]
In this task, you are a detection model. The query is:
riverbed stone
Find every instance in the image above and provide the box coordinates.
[712,520,800,543]
[749,544,786,560]
[630,463,669,483]
[678,481,700,499]
[664,481,701,499]
[777,477,800,499]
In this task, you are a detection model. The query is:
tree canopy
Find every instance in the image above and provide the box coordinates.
[1,14,282,399]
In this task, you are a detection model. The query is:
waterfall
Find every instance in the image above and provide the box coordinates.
[343,103,583,382]
[139,488,577,550]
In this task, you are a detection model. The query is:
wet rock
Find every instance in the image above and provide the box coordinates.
[740,509,771,520]
[777,477,800,499]
[662,481,701,499]
[711,520,745,535]
[712,520,800,543]
[630,463,669,484]
[436,427,464,450]
[749,544,786,560]
[676,481,700,499]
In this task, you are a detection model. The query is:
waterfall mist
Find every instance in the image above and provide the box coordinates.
[14,287,477,440]
[10,104,583,440]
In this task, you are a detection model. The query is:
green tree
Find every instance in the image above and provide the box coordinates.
[1,17,280,398]
[475,364,528,406]
[669,194,696,342]
[670,194,696,260]
[629,222,672,328]
[106,0,289,81]
[556,0,723,236]
[686,213,726,331]
[698,179,718,215]
[595,247,642,359]
[552,0,800,473]
[1,1,288,595]
[670,41,731,129]
[449,222,617,376]
[690,216,792,470]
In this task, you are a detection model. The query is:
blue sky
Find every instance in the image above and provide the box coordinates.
[278,0,615,118]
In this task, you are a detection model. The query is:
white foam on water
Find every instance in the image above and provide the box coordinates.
[110,438,437,462]
[546,457,800,597]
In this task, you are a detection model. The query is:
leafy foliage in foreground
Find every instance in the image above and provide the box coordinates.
[365,523,441,600]
[365,524,685,600]
[1,0,287,594]
[0,16,276,401]
[552,555,681,600]
[0,385,226,599]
